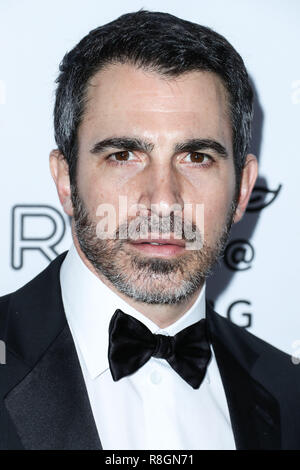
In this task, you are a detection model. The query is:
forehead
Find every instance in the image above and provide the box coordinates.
[79,63,232,150]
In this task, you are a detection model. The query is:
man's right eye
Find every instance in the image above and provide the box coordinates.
[106,151,136,163]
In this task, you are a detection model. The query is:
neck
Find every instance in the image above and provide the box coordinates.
[72,231,204,329]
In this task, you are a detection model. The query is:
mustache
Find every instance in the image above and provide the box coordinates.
[114,214,202,243]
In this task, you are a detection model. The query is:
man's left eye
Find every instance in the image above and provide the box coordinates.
[183,152,212,164]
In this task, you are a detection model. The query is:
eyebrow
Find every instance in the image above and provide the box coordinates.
[90,136,229,159]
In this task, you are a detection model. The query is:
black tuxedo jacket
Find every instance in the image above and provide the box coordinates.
[0,251,300,450]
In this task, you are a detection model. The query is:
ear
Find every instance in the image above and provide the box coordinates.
[49,149,74,217]
[233,153,258,223]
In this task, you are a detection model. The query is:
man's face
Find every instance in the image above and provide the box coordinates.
[66,64,241,304]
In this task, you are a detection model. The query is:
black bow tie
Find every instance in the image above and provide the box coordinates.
[108,309,212,389]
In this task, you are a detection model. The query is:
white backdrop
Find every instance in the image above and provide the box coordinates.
[0,0,299,357]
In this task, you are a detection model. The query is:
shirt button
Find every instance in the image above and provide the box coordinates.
[150,370,162,385]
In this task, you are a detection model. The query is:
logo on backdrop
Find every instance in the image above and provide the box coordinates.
[207,299,252,329]
[246,183,282,212]
[220,182,282,328]
[227,299,252,329]
[224,239,255,271]
[11,205,66,269]
[224,183,281,272]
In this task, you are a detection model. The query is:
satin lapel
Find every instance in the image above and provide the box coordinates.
[2,252,101,450]
[206,301,281,450]
[4,323,102,450]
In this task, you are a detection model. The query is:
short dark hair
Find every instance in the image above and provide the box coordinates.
[54,9,253,200]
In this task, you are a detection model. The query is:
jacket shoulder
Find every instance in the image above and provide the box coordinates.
[0,252,68,352]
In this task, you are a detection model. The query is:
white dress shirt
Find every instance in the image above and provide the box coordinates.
[60,243,236,450]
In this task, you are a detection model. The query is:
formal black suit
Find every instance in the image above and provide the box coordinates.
[0,251,299,450]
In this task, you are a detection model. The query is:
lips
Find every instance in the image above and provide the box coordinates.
[130,237,185,247]
[128,236,186,257]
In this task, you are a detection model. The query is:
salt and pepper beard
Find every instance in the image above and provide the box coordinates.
[71,184,237,305]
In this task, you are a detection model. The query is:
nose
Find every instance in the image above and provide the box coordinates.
[139,162,184,218]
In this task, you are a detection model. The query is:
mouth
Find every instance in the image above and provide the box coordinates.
[128,237,186,257]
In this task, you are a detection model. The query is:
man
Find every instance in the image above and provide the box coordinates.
[0,9,299,450]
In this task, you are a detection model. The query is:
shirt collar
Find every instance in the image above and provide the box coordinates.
[60,243,207,380]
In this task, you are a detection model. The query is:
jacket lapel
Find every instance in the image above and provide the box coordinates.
[4,324,101,450]
[3,252,102,450]
[206,300,281,450]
